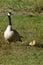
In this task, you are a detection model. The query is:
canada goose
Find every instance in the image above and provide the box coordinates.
[4,12,22,44]
[29,40,36,46]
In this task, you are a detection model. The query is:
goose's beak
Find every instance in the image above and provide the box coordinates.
[11,13,13,15]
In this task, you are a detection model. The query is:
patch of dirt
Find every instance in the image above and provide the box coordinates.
[0,6,43,16]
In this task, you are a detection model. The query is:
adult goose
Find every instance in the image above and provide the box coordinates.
[4,12,22,44]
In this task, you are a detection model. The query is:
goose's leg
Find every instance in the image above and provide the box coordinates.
[6,40,10,45]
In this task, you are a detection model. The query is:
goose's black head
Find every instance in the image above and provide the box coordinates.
[8,12,12,25]
[8,12,11,16]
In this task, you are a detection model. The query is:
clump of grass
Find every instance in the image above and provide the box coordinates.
[33,0,43,13]
[34,5,43,13]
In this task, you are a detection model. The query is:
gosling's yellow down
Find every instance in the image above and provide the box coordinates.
[29,40,36,46]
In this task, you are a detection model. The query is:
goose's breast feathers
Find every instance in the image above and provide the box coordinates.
[4,25,14,40]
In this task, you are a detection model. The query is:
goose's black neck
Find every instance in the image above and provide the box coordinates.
[8,15,12,25]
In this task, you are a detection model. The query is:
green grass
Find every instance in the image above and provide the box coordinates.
[0,0,43,65]
[0,46,43,65]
